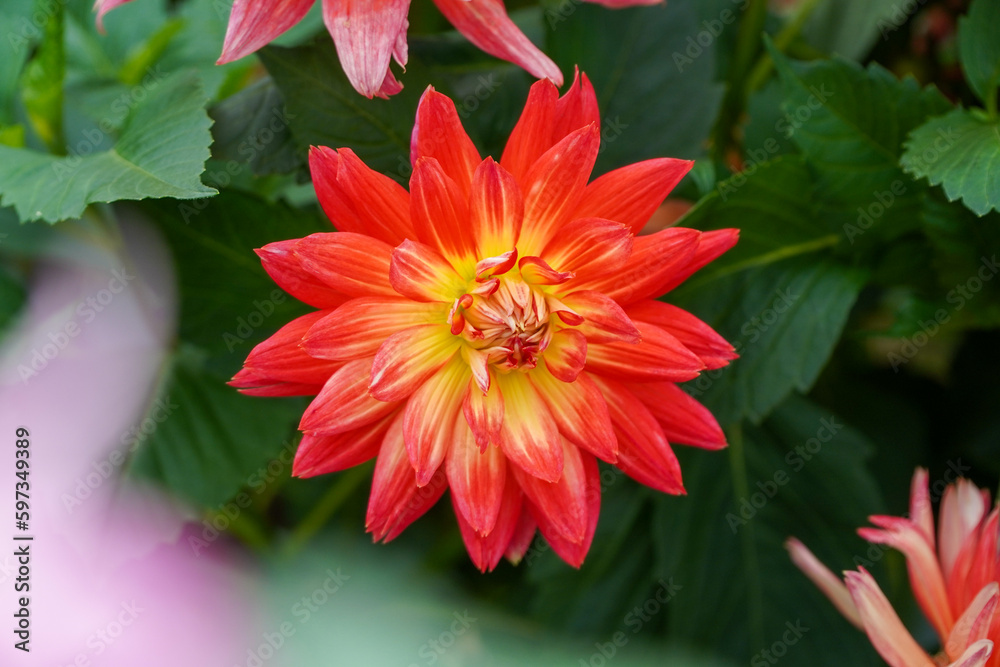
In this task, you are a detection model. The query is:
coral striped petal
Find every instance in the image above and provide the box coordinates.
[541,217,633,280]
[551,69,600,145]
[447,416,507,535]
[845,569,938,667]
[410,157,476,271]
[626,382,726,450]
[218,0,313,63]
[309,147,414,245]
[504,508,537,565]
[294,232,397,297]
[300,358,399,434]
[626,300,737,370]
[463,377,504,450]
[303,297,445,361]
[586,321,705,383]
[659,228,740,295]
[946,583,998,661]
[323,0,411,98]
[565,227,701,304]
[947,641,994,667]
[453,472,523,572]
[574,158,694,233]
[940,478,991,581]
[513,438,591,545]
[495,372,563,482]
[389,239,468,303]
[412,88,481,195]
[256,241,352,309]
[230,373,324,397]
[470,158,523,258]
[293,413,397,477]
[239,311,341,384]
[596,377,684,494]
[403,357,469,485]
[517,125,601,255]
[531,368,617,463]
[369,324,460,402]
[560,290,640,344]
[542,328,588,383]
[500,80,559,181]
[860,516,954,640]
[431,0,563,89]
[909,468,936,550]
[531,450,600,568]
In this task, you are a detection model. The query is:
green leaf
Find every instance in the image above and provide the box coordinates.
[654,397,885,666]
[958,0,1000,109]
[126,348,303,509]
[19,0,65,152]
[672,257,866,425]
[0,3,35,125]
[768,46,952,204]
[800,0,905,61]
[545,2,724,172]
[901,108,1000,217]
[144,191,319,368]
[209,78,302,177]
[0,70,216,223]
[0,265,26,342]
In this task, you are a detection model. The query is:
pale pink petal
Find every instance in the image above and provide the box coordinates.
[785,538,862,629]
[323,0,412,98]
[218,0,315,64]
[946,583,998,661]
[845,568,938,667]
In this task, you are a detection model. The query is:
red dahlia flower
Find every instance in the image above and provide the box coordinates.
[788,468,999,667]
[95,0,659,98]
[231,73,739,570]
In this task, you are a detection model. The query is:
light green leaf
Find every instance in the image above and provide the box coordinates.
[901,108,1000,217]
[958,0,1000,108]
[0,70,216,223]
[126,348,304,509]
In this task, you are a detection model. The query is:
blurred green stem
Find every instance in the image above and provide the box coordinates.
[282,465,369,557]
[745,0,824,95]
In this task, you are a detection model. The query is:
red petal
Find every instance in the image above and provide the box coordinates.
[218,0,313,63]
[626,382,726,450]
[238,310,342,384]
[309,147,414,246]
[389,239,467,302]
[532,450,600,568]
[256,241,351,309]
[626,300,736,370]
[531,368,617,463]
[411,87,481,195]
[586,321,705,382]
[293,412,397,477]
[552,68,600,145]
[463,377,504,450]
[518,256,574,285]
[294,232,396,297]
[300,358,399,434]
[517,124,601,255]
[542,328,588,383]
[410,157,476,270]
[453,472,524,572]
[402,358,469,485]
[470,158,524,257]
[564,227,700,304]
[495,372,563,482]
[303,297,445,361]
[323,0,411,98]
[504,507,537,564]
[367,415,449,541]
[431,0,562,87]
[540,217,633,281]
[574,158,694,234]
[369,324,460,401]
[513,438,590,544]
[659,228,740,294]
[500,79,559,181]
[447,415,507,535]
[595,377,685,494]
[560,290,640,344]
[231,375,325,397]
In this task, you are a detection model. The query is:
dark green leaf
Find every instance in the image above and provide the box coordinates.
[958,0,1000,107]
[0,264,26,342]
[209,78,302,177]
[800,0,906,61]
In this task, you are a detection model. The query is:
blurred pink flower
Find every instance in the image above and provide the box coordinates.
[788,468,998,667]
